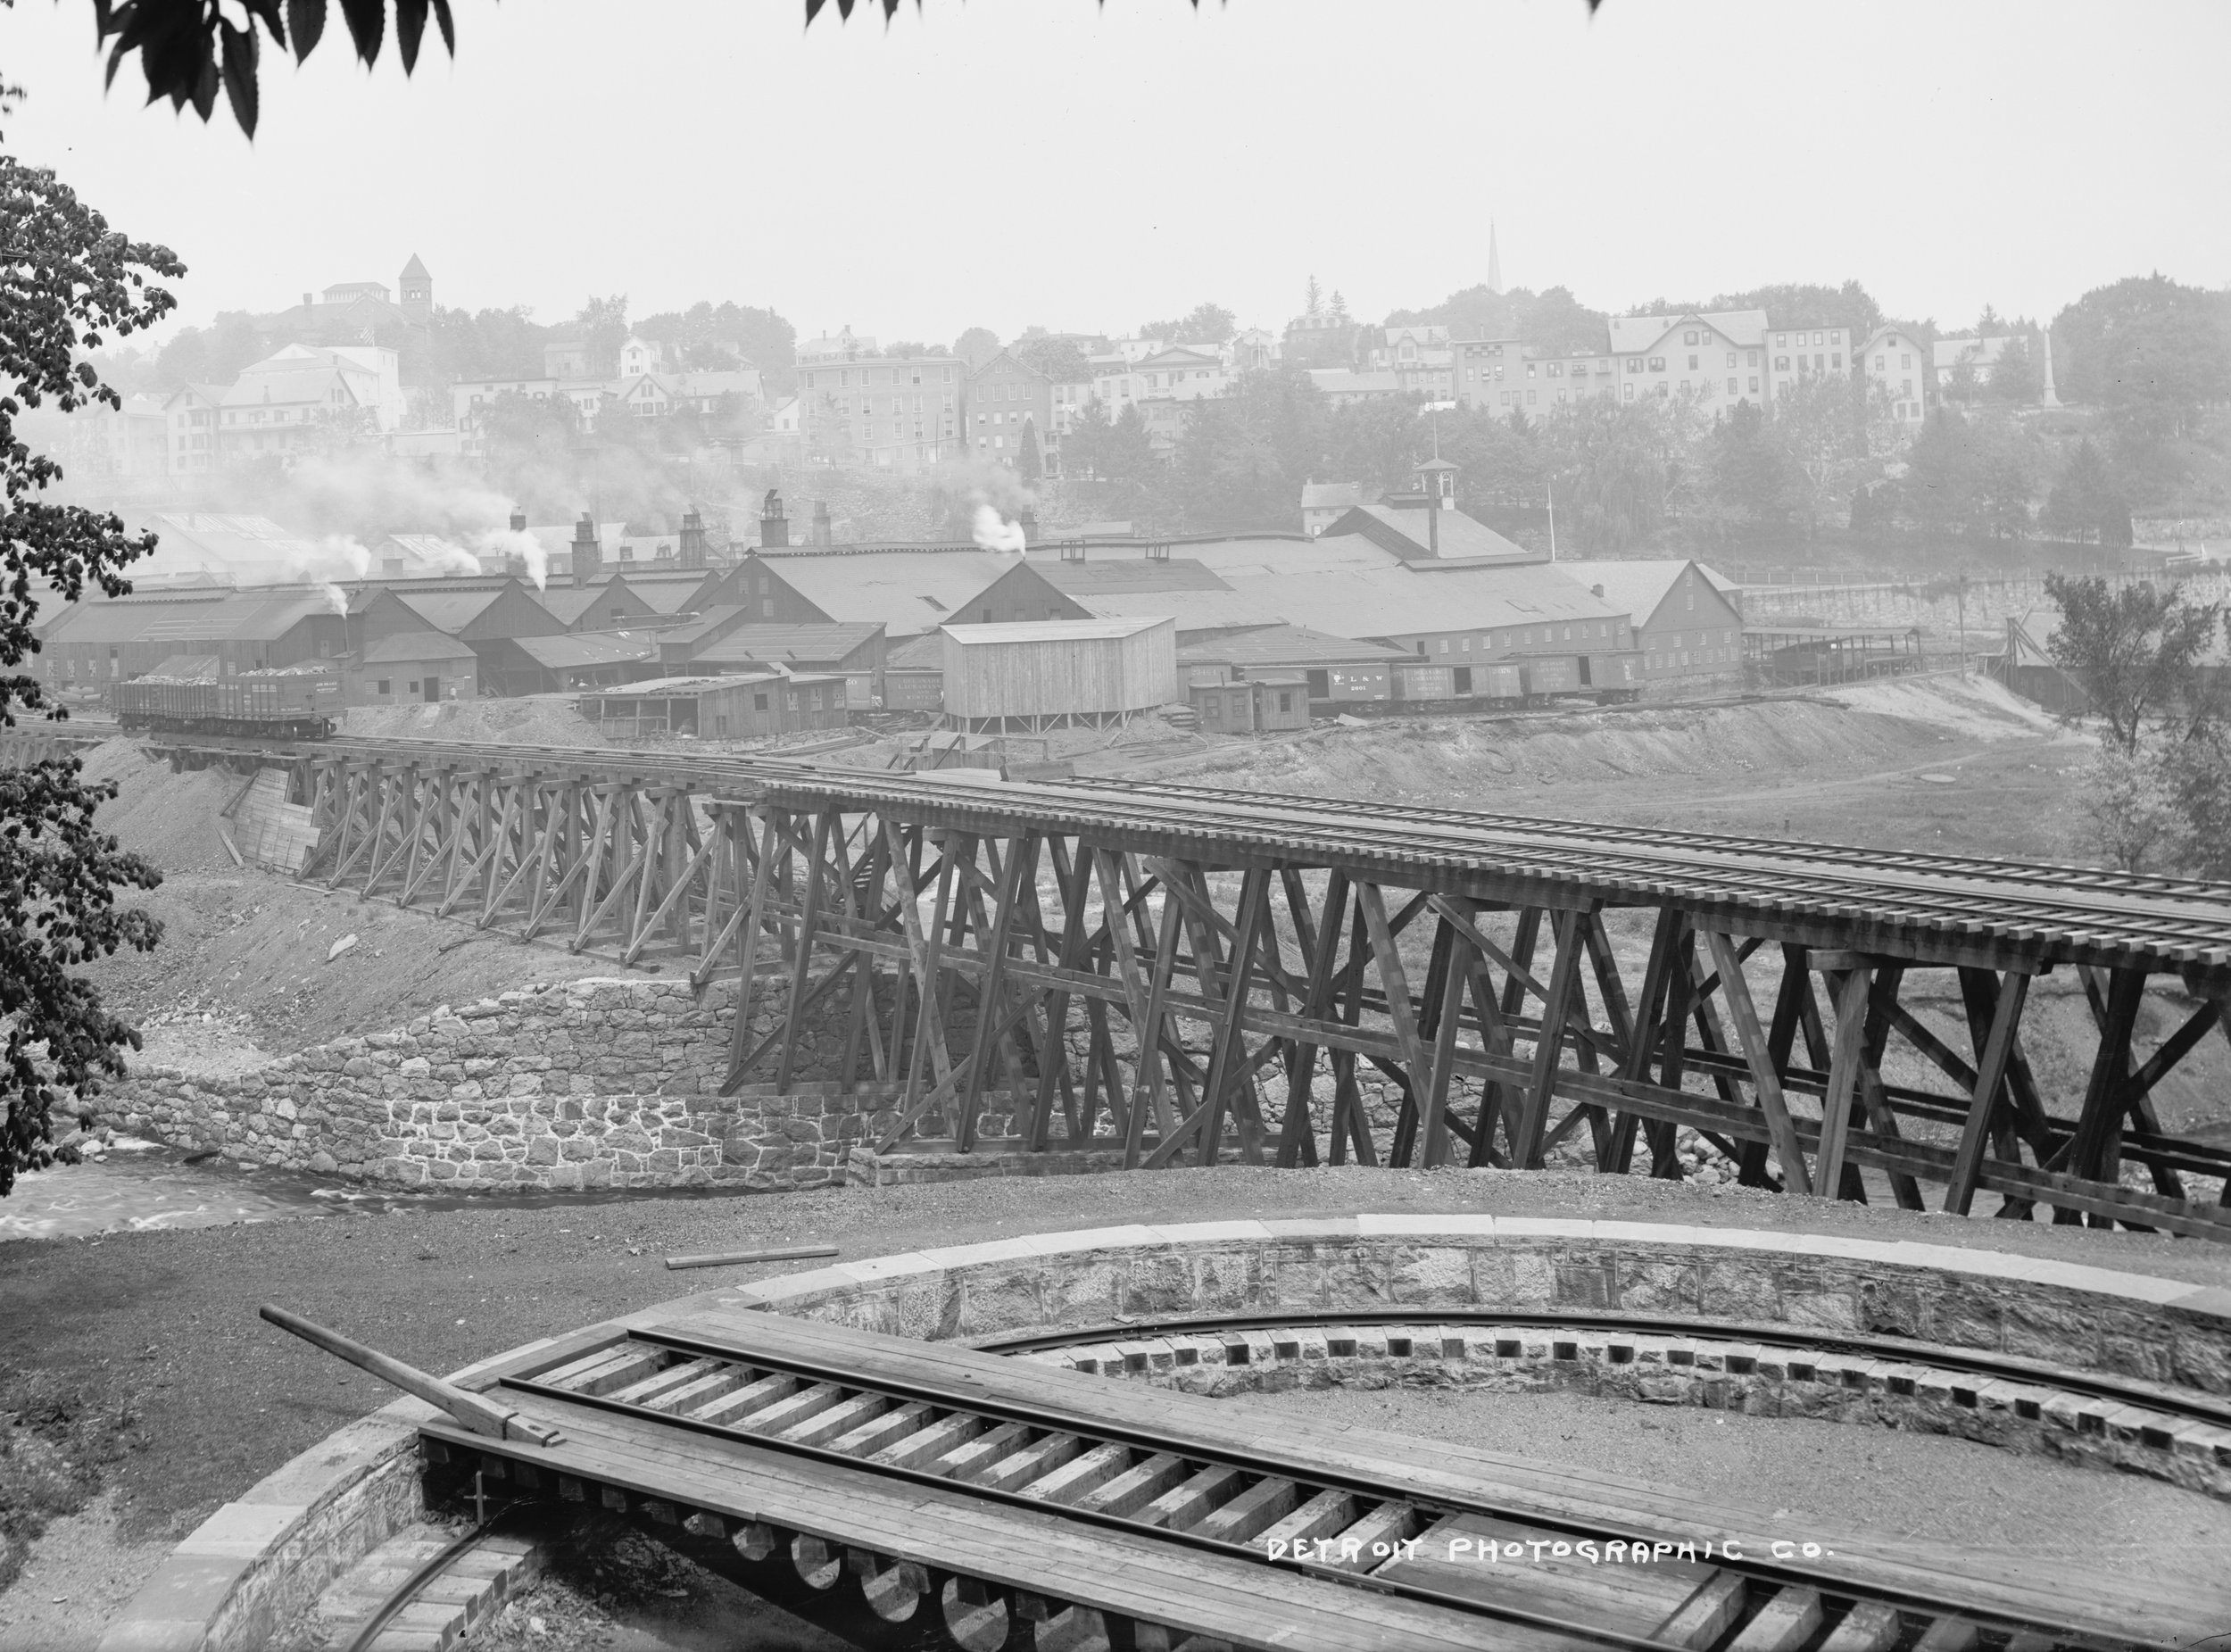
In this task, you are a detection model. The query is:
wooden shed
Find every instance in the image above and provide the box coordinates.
[939,617,1178,733]
[574,672,849,740]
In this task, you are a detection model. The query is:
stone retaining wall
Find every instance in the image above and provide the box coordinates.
[96,975,1021,1192]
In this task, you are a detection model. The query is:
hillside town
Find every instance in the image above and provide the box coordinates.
[23,242,2228,739]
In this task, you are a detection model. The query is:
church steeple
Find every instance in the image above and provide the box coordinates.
[1487,220,1503,295]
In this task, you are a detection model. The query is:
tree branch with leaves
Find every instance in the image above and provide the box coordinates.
[0,74,175,1192]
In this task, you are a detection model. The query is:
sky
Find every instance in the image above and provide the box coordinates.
[4,0,2228,348]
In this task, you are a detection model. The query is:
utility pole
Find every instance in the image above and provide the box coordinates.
[1547,478,1557,560]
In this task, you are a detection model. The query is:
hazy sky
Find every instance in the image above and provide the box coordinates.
[4,0,2227,346]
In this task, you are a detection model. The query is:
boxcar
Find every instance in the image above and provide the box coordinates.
[1580,651,1645,704]
[1395,664,1456,702]
[1518,655,1581,700]
[1464,662,1526,705]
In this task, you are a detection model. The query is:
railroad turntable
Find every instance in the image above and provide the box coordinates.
[198,1211,2231,1652]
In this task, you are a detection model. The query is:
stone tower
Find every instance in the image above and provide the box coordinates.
[399,254,432,322]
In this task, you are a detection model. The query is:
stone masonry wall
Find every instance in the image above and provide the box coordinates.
[95,975,1017,1192]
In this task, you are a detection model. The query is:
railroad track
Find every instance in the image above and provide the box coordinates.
[984,1307,2231,1505]
[419,1307,2209,1650]
[63,725,2231,968]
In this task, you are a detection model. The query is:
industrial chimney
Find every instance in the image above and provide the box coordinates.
[509,507,527,534]
[571,513,601,588]
[759,489,790,549]
[678,507,708,570]
[811,500,834,547]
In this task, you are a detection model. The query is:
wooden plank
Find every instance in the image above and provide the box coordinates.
[1814,966,1873,1202]
[1943,971,2031,1217]
[1384,1512,1716,1639]
[1511,909,1585,1169]
[1198,866,1272,1167]
[1704,929,1812,1197]
[429,1401,1533,1652]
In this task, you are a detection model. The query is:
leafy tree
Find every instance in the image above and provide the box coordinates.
[1015,416,1043,483]
[1770,369,1898,535]
[2043,573,2222,753]
[1322,394,1422,497]
[882,340,928,359]
[1140,303,1236,346]
[151,310,267,391]
[952,327,1001,372]
[2042,440,2132,546]
[1302,275,1323,322]
[1704,281,1885,341]
[1170,369,1326,531]
[575,294,628,378]
[1,80,176,1193]
[1013,336,1091,383]
[1538,401,1671,553]
[634,300,797,372]
[2051,274,2231,439]
[1697,399,1799,544]
[1987,333,2042,403]
[1520,286,1612,356]
[426,304,544,383]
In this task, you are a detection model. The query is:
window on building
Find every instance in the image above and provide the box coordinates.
[1728,378,1738,394]
[1623,384,1635,401]
[376,679,390,695]
[1749,377,1760,393]
[1688,354,1698,370]
[1684,331,1697,345]
[1831,353,1842,369]
[1775,355,1788,371]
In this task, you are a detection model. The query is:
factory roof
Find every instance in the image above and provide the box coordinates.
[42,588,336,644]
[1177,624,1413,667]
[511,633,661,670]
[756,547,1031,635]
[693,623,884,666]
[941,617,1170,645]
[1069,562,1630,641]
[1551,560,1739,624]
[361,629,479,664]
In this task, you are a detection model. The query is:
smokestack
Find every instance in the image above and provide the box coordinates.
[812,500,834,547]
[1017,507,1038,541]
[509,507,527,534]
[679,507,707,570]
[303,292,313,309]
[1427,502,1439,557]
[571,513,601,588]
[759,489,790,549]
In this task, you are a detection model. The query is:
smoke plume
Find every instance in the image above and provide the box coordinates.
[972,503,1027,554]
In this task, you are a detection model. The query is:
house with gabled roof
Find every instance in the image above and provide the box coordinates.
[1855,326,1933,430]
[1555,559,1743,685]
[1608,309,1773,415]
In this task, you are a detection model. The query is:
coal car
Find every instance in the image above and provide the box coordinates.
[112,677,339,740]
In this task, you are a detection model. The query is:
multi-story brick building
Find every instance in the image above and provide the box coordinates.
[966,351,1053,468]
[797,351,965,471]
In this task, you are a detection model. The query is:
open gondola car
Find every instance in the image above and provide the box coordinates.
[113,677,339,740]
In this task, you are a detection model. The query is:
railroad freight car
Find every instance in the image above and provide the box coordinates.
[1517,654,1581,700]
[1580,650,1645,704]
[113,677,339,739]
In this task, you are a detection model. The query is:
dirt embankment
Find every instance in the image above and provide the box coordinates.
[70,743,601,1070]
[1152,673,2089,861]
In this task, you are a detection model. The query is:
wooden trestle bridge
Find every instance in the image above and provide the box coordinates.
[21,728,2231,1238]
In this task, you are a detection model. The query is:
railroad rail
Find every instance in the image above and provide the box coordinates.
[416,1299,2211,1649]
[10,726,2231,1237]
